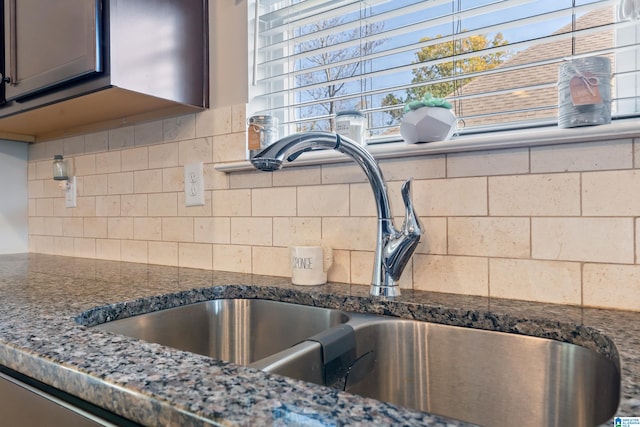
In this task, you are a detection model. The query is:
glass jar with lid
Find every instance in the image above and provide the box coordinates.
[248,115,279,158]
[335,110,367,146]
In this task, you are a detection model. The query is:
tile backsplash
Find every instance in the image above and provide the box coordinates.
[27,105,640,311]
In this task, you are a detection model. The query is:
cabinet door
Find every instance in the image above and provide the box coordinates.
[4,0,102,101]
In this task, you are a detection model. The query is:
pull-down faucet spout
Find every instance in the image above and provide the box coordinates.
[251,132,422,297]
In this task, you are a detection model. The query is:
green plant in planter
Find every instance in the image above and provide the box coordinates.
[403,93,452,113]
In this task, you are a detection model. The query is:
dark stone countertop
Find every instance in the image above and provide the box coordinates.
[0,253,637,426]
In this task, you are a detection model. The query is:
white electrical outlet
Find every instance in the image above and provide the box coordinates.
[65,176,77,208]
[184,162,205,207]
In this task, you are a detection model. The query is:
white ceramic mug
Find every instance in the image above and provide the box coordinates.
[290,246,332,286]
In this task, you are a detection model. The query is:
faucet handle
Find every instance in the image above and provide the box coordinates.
[401,178,422,236]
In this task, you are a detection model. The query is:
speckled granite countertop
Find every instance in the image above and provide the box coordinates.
[0,253,637,426]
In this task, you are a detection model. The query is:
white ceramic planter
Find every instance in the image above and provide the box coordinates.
[400,107,457,143]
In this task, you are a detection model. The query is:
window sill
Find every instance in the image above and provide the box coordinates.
[214,119,640,173]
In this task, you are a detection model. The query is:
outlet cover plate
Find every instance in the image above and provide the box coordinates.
[65,176,77,208]
[184,162,205,207]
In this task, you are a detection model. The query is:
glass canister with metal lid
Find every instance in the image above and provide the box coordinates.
[248,115,279,158]
[335,110,367,146]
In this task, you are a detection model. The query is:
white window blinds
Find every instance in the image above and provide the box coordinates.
[252,0,638,142]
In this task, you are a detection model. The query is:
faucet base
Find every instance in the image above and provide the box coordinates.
[369,285,401,298]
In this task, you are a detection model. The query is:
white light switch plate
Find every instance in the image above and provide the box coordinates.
[184,162,205,207]
[65,176,77,208]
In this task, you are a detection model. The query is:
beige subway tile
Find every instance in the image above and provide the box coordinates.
[231,104,246,133]
[85,131,109,153]
[322,163,368,184]
[204,163,229,190]
[28,143,46,162]
[212,189,251,216]
[413,254,489,296]
[350,183,376,217]
[36,199,54,216]
[121,240,148,264]
[583,264,640,311]
[490,174,581,216]
[531,140,632,173]
[213,244,252,273]
[178,192,212,217]
[121,194,148,217]
[162,167,183,192]
[96,239,121,261]
[84,217,108,239]
[108,126,135,150]
[212,106,233,136]
[350,251,374,286]
[413,177,487,216]
[195,108,215,138]
[134,217,162,241]
[27,161,37,180]
[213,133,246,163]
[134,170,163,194]
[380,154,446,181]
[148,241,178,266]
[149,142,179,169]
[272,166,322,187]
[447,148,529,177]
[194,217,230,244]
[134,120,163,146]
[62,217,84,237]
[54,236,74,256]
[298,184,349,217]
[230,217,272,246]
[28,180,44,199]
[44,217,63,236]
[35,235,55,254]
[179,138,213,165]
[490,259,581,305]
[583,170,640,216]
[635,138,640,168]
[121,146,148,171]
[74,238,96,259]
[148,193,177,217]
[108,218,134,239]
[107,172,134,195]
[414,217,447,255]
[35,160,51,180]
[179,242,213,269]
[43,179,62,198]
[229,169,272,189]
[252,187,297,217]
[29,217,45,235]
[164,114,196,142]
[28,199,36,217]
[273,217,322,247]
[532,218,634,263]
[162,217,194,242]
[327,249,350,284]
[322,217,377,251]
[448,217,530,258]
[63,136,85,156]
[74,154,96,176]
[95,151,121,174]
[44,139,64,159]
[252,246,289,277]
[53,198,70,218]
[78,175,107,196]
[74,196,96,217]
[96,195,121,217]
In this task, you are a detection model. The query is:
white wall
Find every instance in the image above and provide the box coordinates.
[0,140,28,254]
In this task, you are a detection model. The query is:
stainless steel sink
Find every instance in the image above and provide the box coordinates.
[340,316,620,427]
[91,299,620,427]
[92,299,349,365]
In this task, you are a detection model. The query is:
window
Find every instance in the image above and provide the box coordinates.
[251,0,638,143]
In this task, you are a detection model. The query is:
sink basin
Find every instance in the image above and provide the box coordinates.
[92,299,349,365]
[90,298,620,427]
[340,317,620,427]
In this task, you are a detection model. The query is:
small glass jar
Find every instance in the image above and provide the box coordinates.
[248,115,279,158]
[52,155,68,181]
[335,110,367,146]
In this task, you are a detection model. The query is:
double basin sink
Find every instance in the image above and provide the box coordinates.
[92,299,620,427]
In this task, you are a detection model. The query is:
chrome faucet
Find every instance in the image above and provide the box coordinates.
[250,131,422,297]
